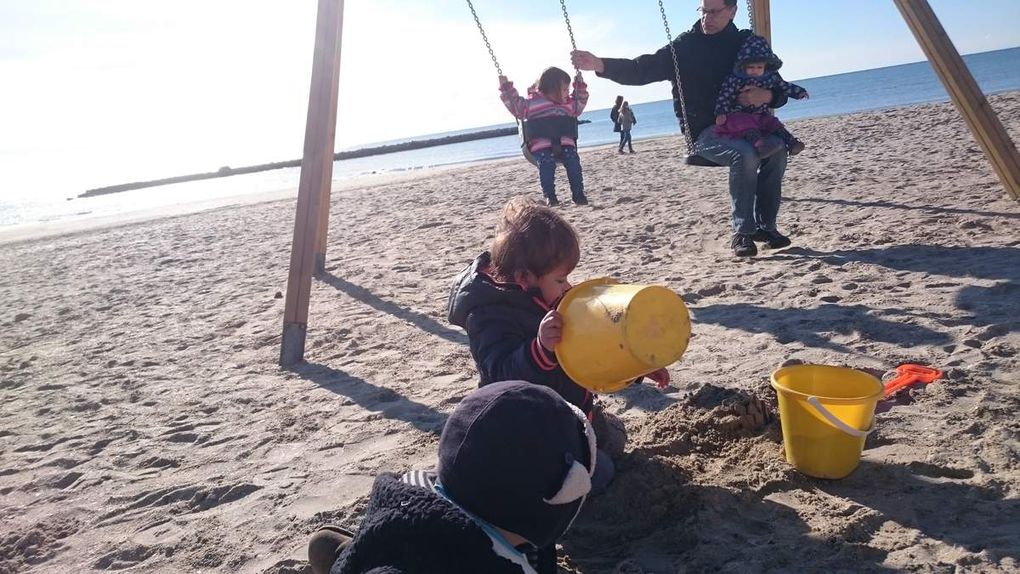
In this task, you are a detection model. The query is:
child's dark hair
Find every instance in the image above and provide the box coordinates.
[491,197,580,280]
[534,67,571,99]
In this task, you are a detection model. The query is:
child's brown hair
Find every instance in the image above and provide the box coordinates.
[534,67,571,100]
[490,197,580,281]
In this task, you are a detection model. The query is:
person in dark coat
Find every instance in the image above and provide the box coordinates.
[610,94,625,147]
[571,0,795,257]
[307,381,598,574]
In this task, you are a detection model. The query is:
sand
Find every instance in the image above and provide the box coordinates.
[1,92,1018,573]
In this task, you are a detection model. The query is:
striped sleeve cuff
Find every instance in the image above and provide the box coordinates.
[530,338,558,371]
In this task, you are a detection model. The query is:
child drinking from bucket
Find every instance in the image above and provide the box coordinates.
[447,197,668,493]
[499,67,589,206]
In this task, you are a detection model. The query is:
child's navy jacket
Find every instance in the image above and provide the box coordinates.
[447,252,593,415]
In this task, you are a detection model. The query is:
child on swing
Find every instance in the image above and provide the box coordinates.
[447,197,669,496]
[714,36,809,157]
[499,67,589,207]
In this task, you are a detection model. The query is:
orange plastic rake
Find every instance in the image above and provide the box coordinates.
[882,364,943,399]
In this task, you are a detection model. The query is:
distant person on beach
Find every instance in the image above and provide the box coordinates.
[715,36,809,156]
[610,94,624,143]
[617,101,636,154]
[571,0,795,257]
[446,198,669,493]
[307,381,597,574]
[499,67,589,206]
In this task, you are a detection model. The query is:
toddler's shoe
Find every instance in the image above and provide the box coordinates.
[572,193,589,206]
[546,196,560,207]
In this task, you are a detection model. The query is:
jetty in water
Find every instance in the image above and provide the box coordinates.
[79,120,591,197]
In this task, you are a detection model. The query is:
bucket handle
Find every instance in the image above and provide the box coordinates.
[806,396,873,438]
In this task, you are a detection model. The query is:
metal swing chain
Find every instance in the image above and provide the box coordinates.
[659,0,756,155]
[465,0,502,77]
[658,0,694,153]
[560,0,578,54]
[559,0,583,116]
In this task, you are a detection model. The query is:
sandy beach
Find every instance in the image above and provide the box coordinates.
[2,92,1019,573]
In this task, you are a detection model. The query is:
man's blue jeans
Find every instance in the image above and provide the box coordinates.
[694,127,788,235]
[534,146,584,201]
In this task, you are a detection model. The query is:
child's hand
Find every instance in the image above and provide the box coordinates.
[538,309,564,352]
[498,75,511,89]
[646,368,670,389]
[715,114,727,126]
[799,91,810,99]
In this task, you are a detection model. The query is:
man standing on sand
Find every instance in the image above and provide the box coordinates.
[571,0,793,257]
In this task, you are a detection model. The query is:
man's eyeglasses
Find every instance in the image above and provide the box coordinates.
[697,6,733,17]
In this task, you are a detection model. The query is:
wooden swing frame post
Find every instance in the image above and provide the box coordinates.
[894,0,1020,200]
[280,0,345,366]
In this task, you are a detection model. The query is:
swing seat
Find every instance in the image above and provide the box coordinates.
[520,116,579,167]
[685,154,724,167]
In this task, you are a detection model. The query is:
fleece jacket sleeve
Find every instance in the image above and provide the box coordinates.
[499,80,528,119]
[465,308,559,387]
[598,44,675,86]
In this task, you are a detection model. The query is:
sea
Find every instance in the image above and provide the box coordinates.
[2,47,1018,230]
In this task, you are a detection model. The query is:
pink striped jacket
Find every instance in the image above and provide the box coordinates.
[499,78,589,152]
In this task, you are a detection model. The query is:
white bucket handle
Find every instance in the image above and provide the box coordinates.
[806,396,874,438]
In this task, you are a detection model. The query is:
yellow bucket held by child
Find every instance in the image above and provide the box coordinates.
[555,278,691,393]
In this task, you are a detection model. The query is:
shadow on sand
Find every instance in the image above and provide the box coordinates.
[562,451,1017,572]
[786,196,1020,221]
[774,244,1020,332]
[692,300,952,353]
[318,271,468,345]
[286,361,447,435]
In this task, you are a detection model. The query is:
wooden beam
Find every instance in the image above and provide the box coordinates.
[314,17,344,275]
[894,0,1020,200]
[280,0,345,366]
[749,0,771,46]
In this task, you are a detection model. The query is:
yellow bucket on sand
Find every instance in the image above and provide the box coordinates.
[555,278,691,393]
[770,364,883,479]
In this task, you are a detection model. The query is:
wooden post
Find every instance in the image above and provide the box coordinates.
[749,0,771,45]
[280,0,345,366]
[895,0,1020,200]
[314,31,342,276]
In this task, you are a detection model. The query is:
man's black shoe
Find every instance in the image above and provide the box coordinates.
[731,233,757,257]
[751,228,792,250]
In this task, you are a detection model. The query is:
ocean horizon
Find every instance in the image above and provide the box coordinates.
[2,46,1018,229]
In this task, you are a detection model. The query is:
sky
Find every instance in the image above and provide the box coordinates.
[1,0,1018,198]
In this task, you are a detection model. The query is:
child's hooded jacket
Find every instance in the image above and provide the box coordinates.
[447,252,593,415]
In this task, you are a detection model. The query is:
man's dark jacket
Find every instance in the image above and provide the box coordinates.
[447,252,592,415]
[597,21,788,141]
